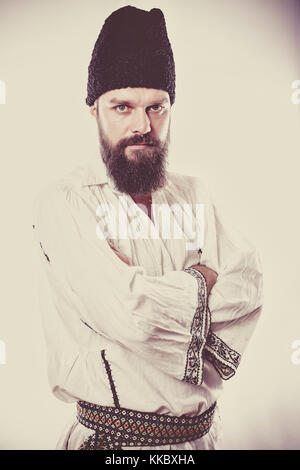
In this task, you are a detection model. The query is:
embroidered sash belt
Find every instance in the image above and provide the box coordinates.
[76,400,217,450]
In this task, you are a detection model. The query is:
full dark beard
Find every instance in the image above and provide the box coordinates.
[97,120,170,195]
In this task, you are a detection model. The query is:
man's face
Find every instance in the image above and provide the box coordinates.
[91,87,171,195]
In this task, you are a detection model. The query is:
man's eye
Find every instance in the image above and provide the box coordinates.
[115,105,128,112]
[149,105,163,112]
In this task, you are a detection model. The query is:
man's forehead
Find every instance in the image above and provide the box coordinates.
[101,88,170,104]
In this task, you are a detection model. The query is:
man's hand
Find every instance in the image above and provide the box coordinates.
[188,264,218,295]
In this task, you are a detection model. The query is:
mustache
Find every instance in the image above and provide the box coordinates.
[119,134,160,148]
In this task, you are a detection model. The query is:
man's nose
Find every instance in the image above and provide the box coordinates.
[130,108,151,134]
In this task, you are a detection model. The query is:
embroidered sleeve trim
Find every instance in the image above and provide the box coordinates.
[182,267,211,385]
[204,331,241,380]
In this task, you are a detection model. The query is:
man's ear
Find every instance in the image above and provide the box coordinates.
[90,104,97,117]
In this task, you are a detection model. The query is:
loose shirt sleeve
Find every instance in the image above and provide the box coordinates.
[198,193,263,383]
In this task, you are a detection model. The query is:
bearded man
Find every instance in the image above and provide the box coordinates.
[33,6,263,450]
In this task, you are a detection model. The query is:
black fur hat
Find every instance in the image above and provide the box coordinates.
[86,5,175,106]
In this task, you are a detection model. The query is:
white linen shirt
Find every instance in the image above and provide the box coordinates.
[32,153,263,450]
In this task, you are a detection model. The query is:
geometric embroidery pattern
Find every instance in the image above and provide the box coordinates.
[183,268,242,382]
[182,267,211,386]
[77,400,217,450]
[204,331,241,380]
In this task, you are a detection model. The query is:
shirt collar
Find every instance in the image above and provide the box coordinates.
[82,153,110,187]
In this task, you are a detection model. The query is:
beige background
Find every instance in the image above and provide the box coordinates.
[0,0,300,449]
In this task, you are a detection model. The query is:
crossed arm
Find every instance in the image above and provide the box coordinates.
[33,183,263,391]
[108,239,218,294]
